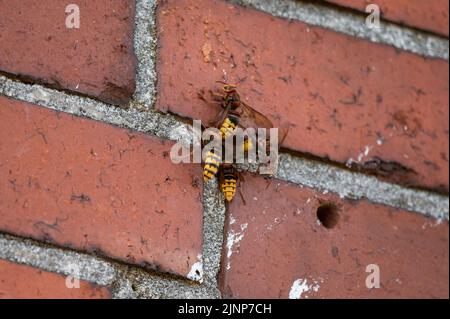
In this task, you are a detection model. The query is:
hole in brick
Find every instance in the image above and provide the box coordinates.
[316,203,340,229]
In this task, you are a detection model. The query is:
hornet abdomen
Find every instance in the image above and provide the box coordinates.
[221,166,238,202]
[203,149,222,182]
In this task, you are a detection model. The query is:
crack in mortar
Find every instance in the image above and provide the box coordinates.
[229,0,449,60]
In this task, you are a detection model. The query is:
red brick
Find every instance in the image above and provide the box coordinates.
[0,0,136,105]
[0,96,203,278]
[0,259,110,299]
[156,0,449,193]
[326,0,449,36]
[219,174,449,298]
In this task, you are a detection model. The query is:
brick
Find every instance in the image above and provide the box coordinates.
[0,259,110,299]
[219,174,449,298]
[0,96,203,278]
[156,0,449,192]
[0,0,136,105]
[326,0,449,36]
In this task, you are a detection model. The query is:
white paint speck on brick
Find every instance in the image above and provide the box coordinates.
[226,223,248,271]
[357,145,372,162]
[289,278,322,299]
[376,137,384,145]
[421,218,444,229]
[187,254,203,283]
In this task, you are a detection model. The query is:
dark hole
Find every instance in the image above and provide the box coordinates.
[316,203,340,229]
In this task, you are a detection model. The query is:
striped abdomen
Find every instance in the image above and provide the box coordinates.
[203,150,222,182]
[221,167,237,202]
[219,115,239,139]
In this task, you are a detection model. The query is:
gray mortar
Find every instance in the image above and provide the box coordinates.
[0,234,116,286]
[229,0,449,60]
[133,0,158,110]
[0,75,194,145]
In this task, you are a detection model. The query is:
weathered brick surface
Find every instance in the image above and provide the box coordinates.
[219,174,449,298]
[0,0,136,105]
[326,0,449,36]
[0,96,203,278]
[0,259,110,299]
[156,0,449,193]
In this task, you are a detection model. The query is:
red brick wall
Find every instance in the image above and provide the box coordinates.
[326,0,449,36]
[0,0,448,299]
[0,97,203,278]
[156,0,449,193]
[0,259,111,299]
[220,175,448,298]
[0,1,136,105]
